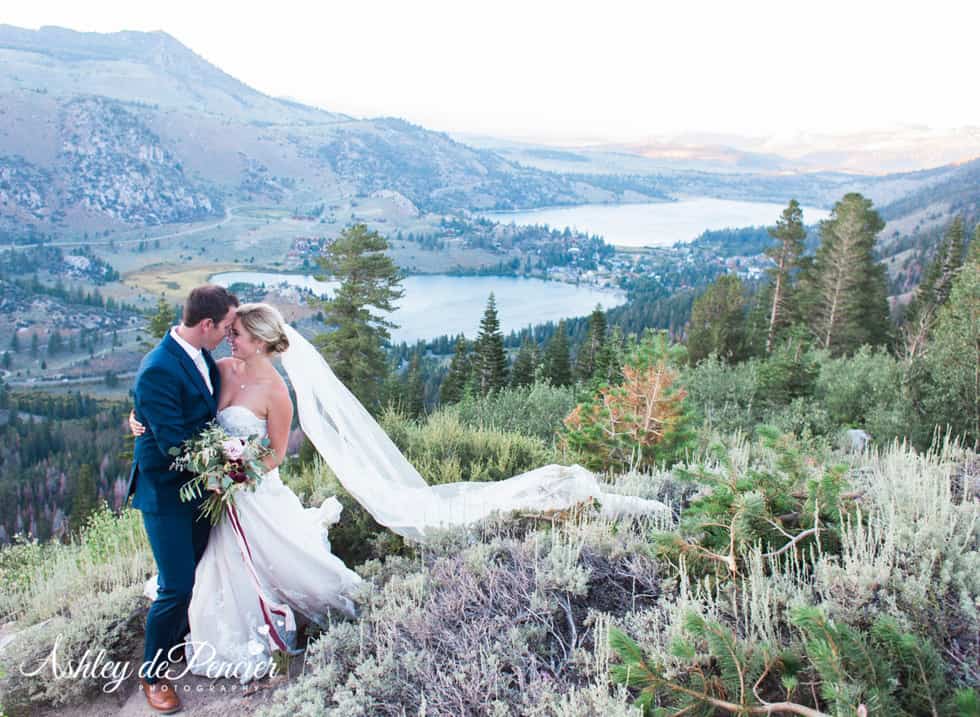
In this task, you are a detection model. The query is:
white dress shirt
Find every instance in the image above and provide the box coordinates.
[170,326,214,394]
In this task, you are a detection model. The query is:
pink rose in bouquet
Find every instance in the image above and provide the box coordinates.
[222,437,246,461]
[170,422,272,524]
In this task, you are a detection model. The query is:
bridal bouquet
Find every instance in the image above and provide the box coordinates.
[169,421,272,524]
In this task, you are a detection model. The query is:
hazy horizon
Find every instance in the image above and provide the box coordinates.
[3,0,978,146]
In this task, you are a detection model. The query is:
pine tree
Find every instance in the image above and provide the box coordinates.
[743,282,774,357]
[541,320,572,387]
[764,199,807,353]
[686,274,746,364]
[1,351,10,370]
[563,330,693,472]
[9,332,19,353]
[403,350,425,418]
[47,331,63,356]
[474,293,508,395]
[913,236,979,446]
[574,305,608,381]
[509,338,538,388]
[902,217,967,358]
[147,296,176,339]
[312,224,405,412]
[30,333,39,358]
[592,324,624,388]
[804,193,889,355]
[439,336,471,404]
[70,463,99,532]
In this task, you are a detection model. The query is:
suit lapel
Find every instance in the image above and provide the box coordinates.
[163,333,217,413]
[203,349,221,409]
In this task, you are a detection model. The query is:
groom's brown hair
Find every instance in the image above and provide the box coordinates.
[183,285,239,327]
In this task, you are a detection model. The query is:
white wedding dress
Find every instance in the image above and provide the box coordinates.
[143,325,669,682]
[146,405,363,682]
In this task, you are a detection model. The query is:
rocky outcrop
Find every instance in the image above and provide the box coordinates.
[58,97,219,225]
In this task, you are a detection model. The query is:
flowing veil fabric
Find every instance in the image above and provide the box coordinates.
[280,325,667,541]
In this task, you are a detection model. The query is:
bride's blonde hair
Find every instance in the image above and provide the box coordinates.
[235,303,290,354]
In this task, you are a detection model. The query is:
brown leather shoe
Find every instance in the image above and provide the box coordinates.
[140,678,181,714]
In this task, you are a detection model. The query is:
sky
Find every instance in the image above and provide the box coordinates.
[3,0,978,144]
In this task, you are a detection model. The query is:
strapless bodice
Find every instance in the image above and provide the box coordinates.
[217,405,268,439]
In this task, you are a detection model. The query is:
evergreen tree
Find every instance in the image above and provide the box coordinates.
[763,199,806,353]
[686,274,746,364]
[902,217,967,358]
[509,338,538,388]
[70,463,99,532]
[9,332,19,353]
[2,351,10,370]
[474,293,508,395]
[312,223,404,412]
[574,305,608,381]
[913,236,979,446]
[403,350,426,418]
[47,331,63,356]
[439,336,471,404]
[743,282,774,357]
[147,296,176,339]
[541,320,572,386]
[803,193,889,355]
[592,324,624,388]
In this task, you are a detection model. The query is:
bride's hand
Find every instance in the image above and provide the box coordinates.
[129,409,146,437]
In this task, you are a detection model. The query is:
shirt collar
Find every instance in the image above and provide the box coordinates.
[170,325,203,360]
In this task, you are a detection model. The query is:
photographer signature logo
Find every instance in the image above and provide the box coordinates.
[19,634,279,692]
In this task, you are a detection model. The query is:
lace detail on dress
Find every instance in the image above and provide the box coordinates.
[217,405,267,439]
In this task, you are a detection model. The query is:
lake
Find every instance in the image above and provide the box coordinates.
[211,272,626,343]
[484,198,832,247]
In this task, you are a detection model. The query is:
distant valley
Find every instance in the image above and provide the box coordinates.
[0,23,977,399]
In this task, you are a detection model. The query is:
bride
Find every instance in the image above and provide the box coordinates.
[133,301,667,681]
[133,303,361,681]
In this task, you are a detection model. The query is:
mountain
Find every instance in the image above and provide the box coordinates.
[467,128,980,176]
[0,25,639,237]
[2,25,977,241]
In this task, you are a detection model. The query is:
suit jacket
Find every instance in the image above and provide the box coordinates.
[127,331,221,514]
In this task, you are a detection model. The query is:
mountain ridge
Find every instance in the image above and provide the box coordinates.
[0,24,977,239]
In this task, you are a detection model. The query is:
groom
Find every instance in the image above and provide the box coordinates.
[128,284,238,713]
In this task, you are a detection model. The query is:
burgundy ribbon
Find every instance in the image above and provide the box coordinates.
[226,503,296,652]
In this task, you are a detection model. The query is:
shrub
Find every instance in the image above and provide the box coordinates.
[285,410,561,566]
[683,354,762,435]
[813,345,909,442]
[0,586,144,716]
[0,504,151,624]
[451,381,580,444]
[258,516,662,717]
[562,331,695,473]
[609,432,979,716]
[381,406,560,484]
[654,426,845,582]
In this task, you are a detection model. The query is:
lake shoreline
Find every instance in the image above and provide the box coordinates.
[210,271,627,343]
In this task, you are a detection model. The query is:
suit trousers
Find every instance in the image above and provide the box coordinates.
[140,509,211,682]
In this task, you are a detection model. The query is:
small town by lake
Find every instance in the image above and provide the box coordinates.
[211,272,626,343]
[484,198,832,248]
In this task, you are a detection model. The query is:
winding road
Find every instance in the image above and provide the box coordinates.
[2,206,236,251]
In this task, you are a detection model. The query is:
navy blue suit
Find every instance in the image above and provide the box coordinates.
[128,330,220,680]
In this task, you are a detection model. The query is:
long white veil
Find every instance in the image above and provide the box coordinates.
[280,325,667,541]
